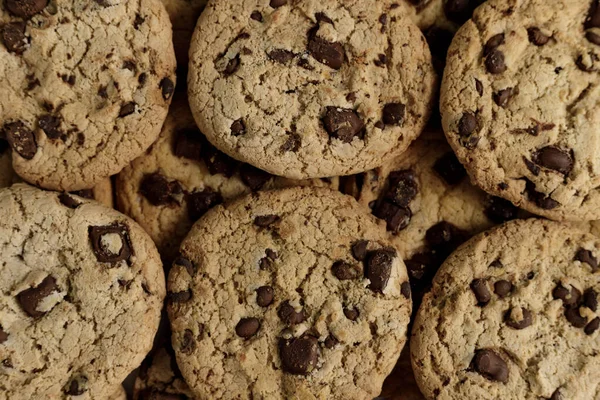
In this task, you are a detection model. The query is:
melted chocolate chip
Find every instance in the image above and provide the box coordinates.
[472,349,509,383]
[366,250,395,293]
[4,121,37,159]
[401,281,411,299]
[434,152,467,185]
[485,49,507,74]
[458,112,478,137]
[2,22,28,54]
[553,284,582,306]
[230,118,246,136]
[505,307,533,329]
[331,261,361,280]
[250,11,263,22]
[493,88,514,108]
[236,318,260,338]
[584,288,598,311]
[140,173,183,206]
[308,35,345,70]
[160,78,175,100]
[494,280,513,298]
[525,179,560,210]
[527,27,550,46]
[534,146,573,175]
[88,224,132,263]
[279,336,319,375]
[575,248,598,271]
[565,306,588,328]
[58,193,82,209]
[187,189,223,221]
[278,301,307,325]
[585,317,600,335]
[323,107,364,143]
[17,276,59,318]
[270,0,287,7]
[471,279,491,305]
[256,286,274,307]
[484,33,505,56]
[351,240,369,261]
[6,0,48,18]
[119,102,136,117]
[343,306,359,321]
[38,115,64,140]
[268,49,295,64]
[382,103,406,126]
[373,201,411,233]
[224,54,241,75]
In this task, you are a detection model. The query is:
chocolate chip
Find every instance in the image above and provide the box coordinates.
[174,256,195,276]
[475,79,484,96]
[586,31,600,46]
[6,0,48,18]
[323,335,338,349]
[259,249,278,270]
[64,375,88,395]
[343,306,359,321]
[278,301,307,325]
[17,276,59,318]
[160,78,175,100]
[471,279,491,305]
[485,49,507,74]
[331,261,361,280]
[565,306,588,328]
[553,284,582,306]
[60,74,76,85]
[308,35,345,70]
[187,189,223,221]
[505,307,533,329]
[281,133,301,152]
[534,146,573,175]
[231,118,246,136]
[119,102,136,117]
[180,329,196,354]
[401,282,411,299]
[576,52,599,72]
[373,201,411,233]
[224,54,241,75]
[256,286,274,307]
[584,288,598,311]
[458,112,478,137]
[484,33,505,56]
[374,53,387,67]
[382,103,406,126]
[323,107,364,143]
[485,196,519,223]
[173,128,203,160]
[4,121,37,159]
[88,224,132,263]
[38,115,63,140]
[0,325,7,344]
[250,11,263,21]
[384,170,418,207]
[279,336,319,375]
[98,85,108,99]
[204,144,237,177]
[585,317,600,335]
[168,290,192,303]
[58,193,82,209]
[494,280,512,298]
[525,179,560,210]
[426,221,467,250]
[240,164,273,190]
[315,12,333,25]
[472,349,509,383]
[585,0,600,29]
[236,318,260,338]
[351,240,369,261]
[434,152,467,185]
[254,215,280,227]
[366,250,395,293]
[2,22,27,54]
[140,173,183,206]
[270,0,287,7]
[523,157,540,175]
[493,88,514,107]
[575,248,598,271]
[268,49,295,64]
[527,27,550,46]
[122,60,136,71]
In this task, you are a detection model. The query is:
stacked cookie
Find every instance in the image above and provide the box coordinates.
[1,0,599,399]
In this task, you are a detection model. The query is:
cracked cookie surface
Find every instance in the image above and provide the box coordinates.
[0,0,176,191]
[0,184,165,399]
[441,0,600,221]
[116,95,339,263]
[411,219,600,399]
[167,187,412,399]
[187,0,436,179]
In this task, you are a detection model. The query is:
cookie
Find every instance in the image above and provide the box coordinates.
[187,0,436,179]
[116,95,339,262]
[411,218,600,399]
[0,184,165,399]
[441,0,600,221]
[160,0,207,65]
[133,340,194,400]
[0,0,177,191]
[167,187,412,399]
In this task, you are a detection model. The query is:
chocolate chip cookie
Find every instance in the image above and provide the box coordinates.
[187,0,436,179]
[167,187,412,399]
[160,0,207,65]
[441,0,600,221]
[412,218,600,399]
[116,95,339,262]
[0,184,165,399]
[0,0,177,191]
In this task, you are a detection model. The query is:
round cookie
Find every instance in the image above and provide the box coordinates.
[0,0,177,191]
[187,0,436,179]
[167,187,412,399]
[160,0,207,65]
[0,184,165,399]
[411,219,600,399]
[441,0,600,221]
[116,95,339,263]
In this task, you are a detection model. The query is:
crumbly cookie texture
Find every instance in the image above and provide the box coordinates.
[0,184,165,399]
[188,0,436,179]
[412,219,600,399]
[133,340,194,400]
[116,95,339,263]
[441,0,600,221]
[0,0,177,191]
[160,0,207,64]
[167,187,412,399]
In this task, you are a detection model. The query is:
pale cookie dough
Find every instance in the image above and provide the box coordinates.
[160,0,207,65]
[441,0,600,221]
[0,0,177,191]
[167,187,412,399]
[412,219,600,399]
[116,96,339,263]
[0,184,165,399]
[188,0,436,179]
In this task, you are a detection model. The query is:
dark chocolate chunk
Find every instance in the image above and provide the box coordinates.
[472,349,509,383]
[256,286,274,307]
[268,49,295,64]
[485,196,519,223]
[565,306,588,328]
[236,318,260,338]
[485,49,507,74]
[0,325,7,344]
[38,115,63,140]
[458,112,478,137]
[504,307,533,329]
[382,103,406,126]
[231,118,246,136]
[331,261,361,280]
[58,193,82,209]
[584,288,598,311]
[484,33,505,56]
[119,102,136,117]
[525,179,560,210]
[64,375,88,396]
[372,201,411,233]
[280,133,301,153]
[323,107,364,143]
[308,35,345,70]
[434,152,467,185]
[203,143,237,177]
[343,306,359,321]
[17,276,59,318]
[140,173,182,207]
[575,248,598,271]
[6,0,48,18]
[270,0,287,7]
[494,280,512,298]
[585,317,600,335]
[2,22,28,54]
[278,301,307,325]
[366,250,395,293]
[4,121,37,159]
[553,284,582,306]
[250,11,263,22]
[401,281,411,299]
[493,88,514,107]
[224,54,241,75]
[168,289,192,303]
[471,279,491,305]
[585,0,600,29]
[239,164,273,190]
[180,329,195,354]
[187,189,223,221]
[527,27,550,46]
[351,240,369,261]
[279,336,319,375]
[88,224,132,263]
[534,146,573,175]
[159,77,175,100]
